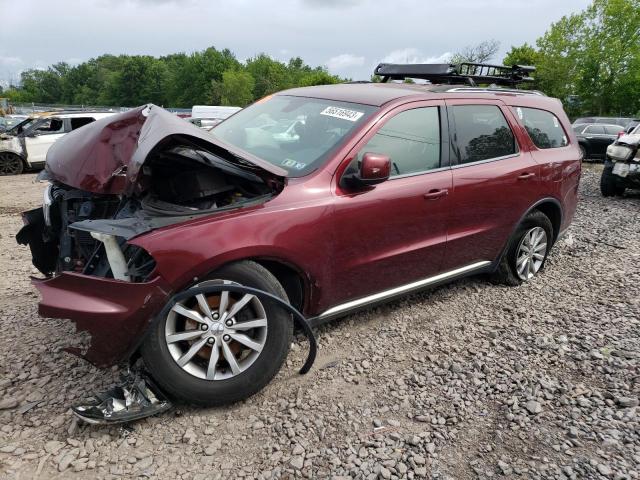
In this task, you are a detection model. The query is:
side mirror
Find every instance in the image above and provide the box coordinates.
[342,152,391,189]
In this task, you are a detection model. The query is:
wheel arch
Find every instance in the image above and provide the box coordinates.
[249,258,309,312]
[577,140,589,154]
[0,150,28,171]
[195,256,312,314]
[492,197,563,270]
[533,199,562,244]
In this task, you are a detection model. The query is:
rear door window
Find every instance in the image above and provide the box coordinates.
[70,117,96,130]
[513,107,568,149]
[450,105,516,164]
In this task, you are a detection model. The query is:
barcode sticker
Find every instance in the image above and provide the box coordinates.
[320,106,364,122]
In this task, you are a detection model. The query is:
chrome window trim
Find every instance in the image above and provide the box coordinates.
[389,165,450,180]
[317,261,491,319]
[450,153,520,169]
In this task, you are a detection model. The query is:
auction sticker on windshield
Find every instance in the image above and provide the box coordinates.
[320,106,364,122]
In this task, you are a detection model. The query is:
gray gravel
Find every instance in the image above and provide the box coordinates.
[1,164,639,479]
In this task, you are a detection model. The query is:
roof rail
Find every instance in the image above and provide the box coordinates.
[374,62,536,87]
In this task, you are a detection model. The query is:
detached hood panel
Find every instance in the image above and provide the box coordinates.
[45,104,286,194]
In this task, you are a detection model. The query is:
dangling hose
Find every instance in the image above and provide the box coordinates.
[72,284,317,425]
[156,284,317,374]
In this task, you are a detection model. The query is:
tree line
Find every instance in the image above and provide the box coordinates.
[2,0,639,117]
[1,49,342,108]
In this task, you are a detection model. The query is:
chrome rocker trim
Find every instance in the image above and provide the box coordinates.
[313,260,491,323]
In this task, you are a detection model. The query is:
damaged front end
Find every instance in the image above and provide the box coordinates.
[17,104,286,368]
[606,134,640,187]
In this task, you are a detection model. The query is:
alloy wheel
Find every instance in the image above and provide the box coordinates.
[164,280,268,380]
[515,226,548,281]
[0,153,23,175]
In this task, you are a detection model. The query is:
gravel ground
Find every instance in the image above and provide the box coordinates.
[0,165,639,480]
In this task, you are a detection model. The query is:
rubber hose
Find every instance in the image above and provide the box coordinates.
[155,284,317,374]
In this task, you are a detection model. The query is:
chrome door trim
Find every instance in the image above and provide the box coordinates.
[317,260,491,319]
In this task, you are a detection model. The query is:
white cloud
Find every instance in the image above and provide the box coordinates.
[325,53,365,72]
[381,48,452,65]
[302,0,362,7]
[0,56,24,68]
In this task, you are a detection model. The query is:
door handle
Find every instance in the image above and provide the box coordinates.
[423,188,448,200]
[518,172,536,181]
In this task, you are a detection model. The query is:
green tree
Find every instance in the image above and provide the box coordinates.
[246,54,289,99]
[534,0,640,116]
[503,43,539,67]
[298,70,340,86]
[6,46,345,107]
[219,70,255,106]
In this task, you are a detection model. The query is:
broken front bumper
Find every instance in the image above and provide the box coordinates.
[33,273,170,367]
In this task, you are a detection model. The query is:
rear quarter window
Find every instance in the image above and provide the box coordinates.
[513,107,568,149]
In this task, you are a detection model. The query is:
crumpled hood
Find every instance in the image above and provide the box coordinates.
[45,104,286,194]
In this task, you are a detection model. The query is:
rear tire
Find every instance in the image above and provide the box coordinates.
[600,166,625,197]
[490,210,553,286]
[0,152,24,175]
[141,260,292,406]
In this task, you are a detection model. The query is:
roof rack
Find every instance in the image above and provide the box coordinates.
[374,62,536,87]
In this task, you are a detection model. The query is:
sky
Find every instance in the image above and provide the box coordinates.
[1,0,591,88]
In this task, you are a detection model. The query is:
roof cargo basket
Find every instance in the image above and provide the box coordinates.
[374,62,536,87]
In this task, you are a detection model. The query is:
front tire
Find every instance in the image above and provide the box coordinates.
[600,165,625,197]
[491,210,553,286]
[0,152,24,175]
[141,261,292,406]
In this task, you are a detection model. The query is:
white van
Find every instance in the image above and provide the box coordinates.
[191,105,241,121]
[0,111,116,175]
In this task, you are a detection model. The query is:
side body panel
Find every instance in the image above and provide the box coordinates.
[442,99,541,269]
[503,97,581,234]
[24,133,65,165]
[328,100,452,305]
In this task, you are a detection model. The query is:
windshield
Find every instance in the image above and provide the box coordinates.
[6,117,37,136]
[212,95,376,176]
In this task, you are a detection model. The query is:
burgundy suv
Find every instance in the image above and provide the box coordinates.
[18,65,581,405]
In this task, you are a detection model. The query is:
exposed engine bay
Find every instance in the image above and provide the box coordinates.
[17,143,279,282]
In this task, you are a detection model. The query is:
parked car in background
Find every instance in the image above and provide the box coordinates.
[601,131,640,196]
[573,123,624,159]
[573,116,636,128]
[17,63,581,406]
[0,115,29,133]
[0,111,115,175]
[621,120,640,136]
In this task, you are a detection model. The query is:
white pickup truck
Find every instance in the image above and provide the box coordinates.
[0,111,115,175]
